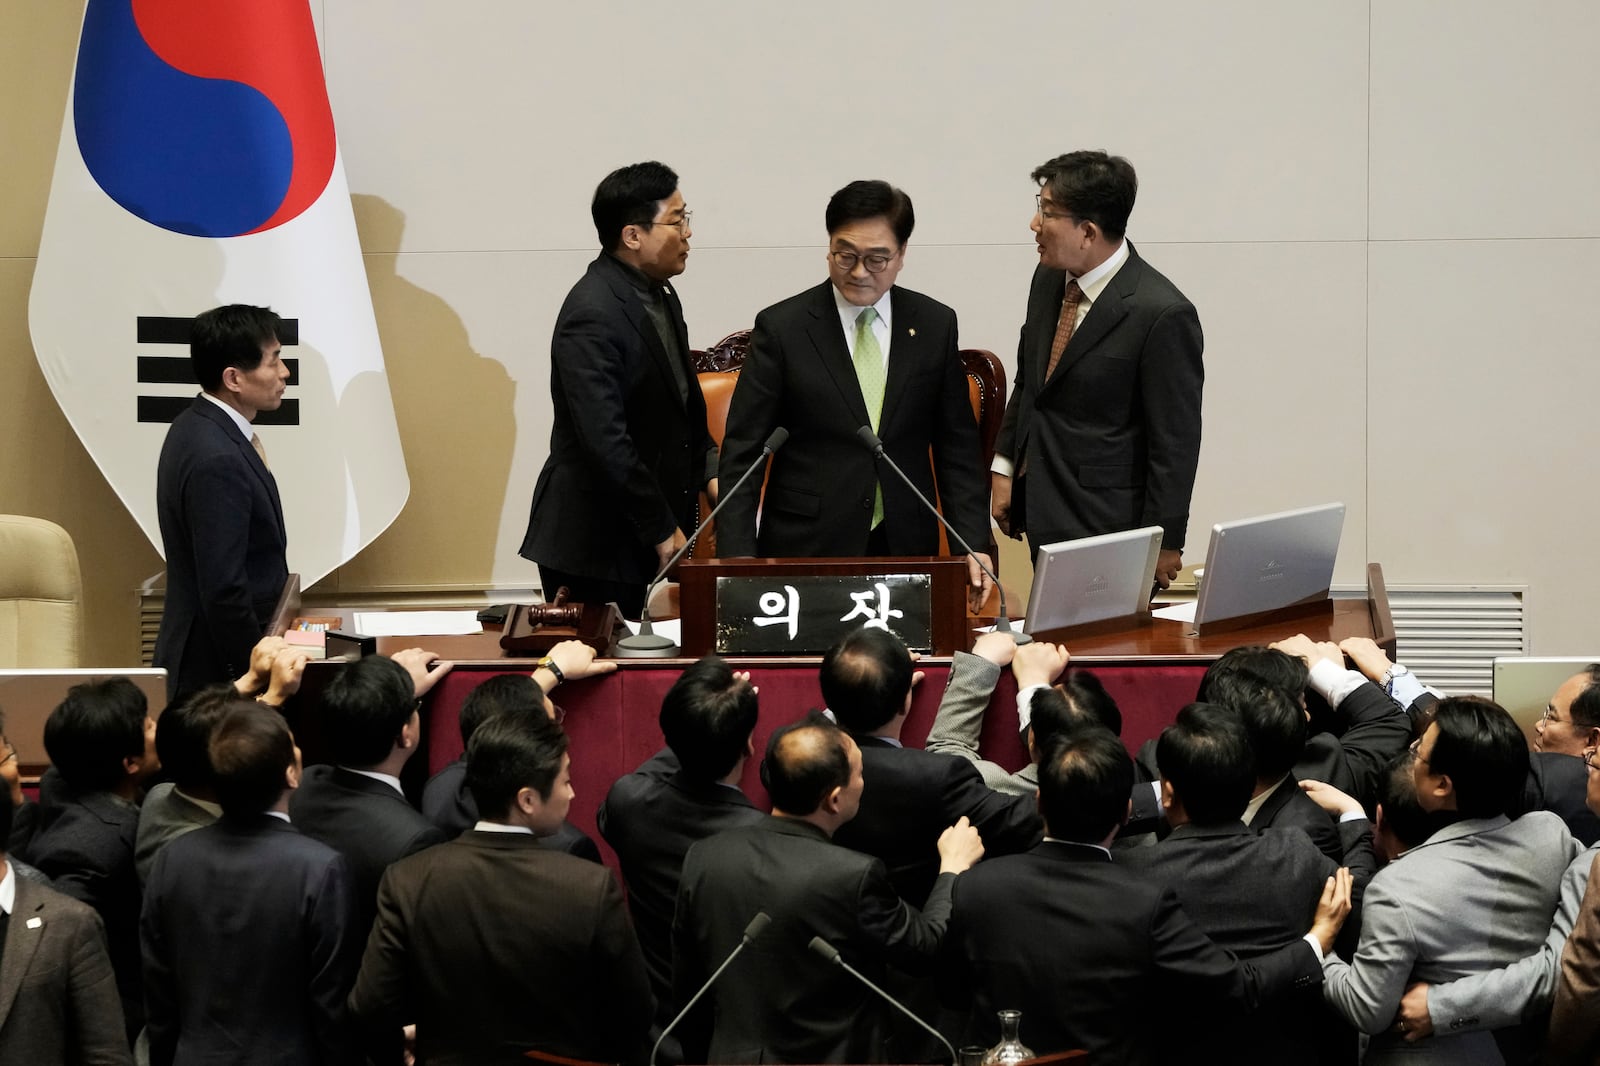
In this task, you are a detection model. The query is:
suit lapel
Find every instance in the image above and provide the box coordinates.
[878,288,918,432]
[804,284,872,429]
[191,397,288,542]
[1039,246,1145,393]
[599,256,687,413]
[0,878,47,1027]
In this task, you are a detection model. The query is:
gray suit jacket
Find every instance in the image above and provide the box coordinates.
[1322,811,1582,1064]
[924,651,1037,797]
[0,871,132,1065]
[134,783,220,885]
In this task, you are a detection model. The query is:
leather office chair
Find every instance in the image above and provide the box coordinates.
[689,329,1006,563]
[0,514,85,667]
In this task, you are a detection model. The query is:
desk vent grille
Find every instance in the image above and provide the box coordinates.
[1384,586,1526,697]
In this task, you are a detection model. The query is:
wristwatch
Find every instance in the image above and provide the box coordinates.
[1381,663,1409,693]
[534,655,565,686]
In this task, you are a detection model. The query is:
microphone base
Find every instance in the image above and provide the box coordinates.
[994,619,1034,646]
[614,631,681,658]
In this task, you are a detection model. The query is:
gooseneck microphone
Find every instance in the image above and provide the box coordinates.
[854,426,1030,645]
[807,936,957,1064]
[616,428,790,658]
[651,911,772,1066]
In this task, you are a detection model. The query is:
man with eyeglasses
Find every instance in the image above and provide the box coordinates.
[717,180,993,609]
[520,161,717,619]
[992,151,1203,589]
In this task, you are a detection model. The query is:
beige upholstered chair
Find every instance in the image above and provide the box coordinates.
[0,515,84,667]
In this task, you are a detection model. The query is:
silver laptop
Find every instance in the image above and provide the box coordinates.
[1492,657,1597,740]
[1193,503,1345,626]
[1024,526,1163,634]
[0,668,168,769]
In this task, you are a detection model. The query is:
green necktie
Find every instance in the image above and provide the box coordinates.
[853,307,886,528]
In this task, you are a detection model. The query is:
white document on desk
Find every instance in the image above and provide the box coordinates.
[352,611,484,636]
[1151,601,1197,623]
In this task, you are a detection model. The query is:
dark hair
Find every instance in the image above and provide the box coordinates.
[1059,670,1123,737]
[319,655,417,767]
[1213,673,1306,780]
[466,712,569,820]
[42,678,148,793]
[1198,645,1308,704]
[1037,727,1132,844]
[761,711,852,817]
[1031,151,1138,240]
[1567,665,1600,730]
[824,180,915,246]
[155,683,239,791]
[190,304,282,392]
[820,627,913,734]
[591,161,679,251]
[1378,751,1437,850]
[458,674,544,746]
[0,785,12,855]
[661,656,759,782]
[209,701,297,815]
[1427,696,1530,819]
[1156,703,1256,826]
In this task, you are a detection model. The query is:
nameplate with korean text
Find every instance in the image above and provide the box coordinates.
[714,574,933,654]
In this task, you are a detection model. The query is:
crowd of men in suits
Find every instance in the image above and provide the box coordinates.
[6,627,1600,1064]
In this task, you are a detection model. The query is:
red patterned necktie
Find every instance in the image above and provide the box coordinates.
[1044,279,1084,381]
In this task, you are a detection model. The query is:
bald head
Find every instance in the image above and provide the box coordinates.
[762,712,860,824]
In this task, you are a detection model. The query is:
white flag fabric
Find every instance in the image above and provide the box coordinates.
[29,0,408,585]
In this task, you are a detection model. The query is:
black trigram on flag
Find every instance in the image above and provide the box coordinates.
[135,315,302,425]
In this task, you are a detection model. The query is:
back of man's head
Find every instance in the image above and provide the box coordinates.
[209,701,297,816]
[825,180,915,246]
[761,711,852,817]
[1568,665,1600,729]
[466,711,568,821]
[1156,702,1257,826]
[156,683,238,793]
[1037,727,1133,844]
[1030,150,1138,240]
[1428,696,1530,819]
[1377,750,1437,855]
[320,654,416,768]
[458,674,544,747]
[1029,670,1123,749]
[1212,673,1307,781]
[189,303,282,393]
[43,677,149,794]
[820,626,913,734]
[591,160,678,251]
[660,655,758,782]
[1198,645,1308,705]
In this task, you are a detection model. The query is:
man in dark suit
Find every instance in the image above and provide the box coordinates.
[289,650,451,939]
[1126,703,1370,1065]
[599,655,765,1031]
[939,727,1349,1065]
[717,180,993,606]
[351,708,652,1065]
[823,626,1041,904]
[519,160,717,618]
[25,678,159,1045]
[421,653,606,860]
[134,683,233,883]
[991,151,1203,588]
[142,701,361,1066]
[154,303,292,699]
[0,788,133,1065]
[673,712,984,1064]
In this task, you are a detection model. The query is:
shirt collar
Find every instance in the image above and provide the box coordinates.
[0,858,13,915]
[473,821,535,835]
[265,810,290,823]
[832,284,894,337]
[200,391,255,442]
[1072,238,1130,303]
[1241,773,1291,826]
[343,768,406,797]
[1043,836,1113,859]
